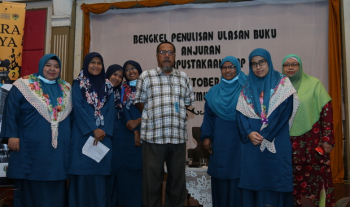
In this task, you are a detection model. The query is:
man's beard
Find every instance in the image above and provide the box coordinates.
[162,66,172,74]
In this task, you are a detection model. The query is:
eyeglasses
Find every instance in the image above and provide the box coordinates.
[283,62,299,67]
[221,65,236,70]
[125,68,137,73]
[158,50,175,56]
[251,59,267,68]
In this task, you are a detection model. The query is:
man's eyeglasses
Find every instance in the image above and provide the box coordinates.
[221,65,236,70]
[250,59,267,68]
[158,50,175,56]
[283,62,299,68]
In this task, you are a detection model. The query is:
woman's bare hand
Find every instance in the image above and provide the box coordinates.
[248,132,263,146]
[8,138,20,151]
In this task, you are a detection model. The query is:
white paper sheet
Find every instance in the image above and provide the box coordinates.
[82,136,110,163]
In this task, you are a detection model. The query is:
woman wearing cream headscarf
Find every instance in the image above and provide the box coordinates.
[282,54,335,207]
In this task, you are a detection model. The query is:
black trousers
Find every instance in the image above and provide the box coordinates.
[142,141,186,207]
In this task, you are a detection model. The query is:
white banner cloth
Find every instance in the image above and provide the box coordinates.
[90,1,328,149]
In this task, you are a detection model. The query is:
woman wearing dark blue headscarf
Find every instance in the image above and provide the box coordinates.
[108,60,143,207]
[0,54,72,207]
[236,48,299,207]
[68,52,114,207]
[200,56,247,206]
[105,64,125,207]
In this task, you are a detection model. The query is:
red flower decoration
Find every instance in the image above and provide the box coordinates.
[296,175,303,181]
[43,93,49,99]
[306,165,312,171]
[325,103,329,108]
[305,172,310,176]
[322,136,330,142]
[292,142,298,149]
[309,195,315,200]
[29,83,35,90]
[320,166,325,172]
[315,139,320,144]
[296,165,302,170]
[301,182,307,188]
[313,128,319,133]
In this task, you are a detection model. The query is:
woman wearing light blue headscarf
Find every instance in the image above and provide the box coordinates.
[200,56,247,206]
[236,48,299,207]
[0,54,72,207]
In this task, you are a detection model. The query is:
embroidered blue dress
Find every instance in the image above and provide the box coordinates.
[68,81,114,207]
[200,102,241,206]
[111,81,142,207]
[237,95,293,192]
[1,86,71,207]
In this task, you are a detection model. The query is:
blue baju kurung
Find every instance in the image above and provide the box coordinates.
[110,83,142,207]
[237,96,294,207]
[68,80,115,207]
[200,102,241,206]
[0,86,71,207]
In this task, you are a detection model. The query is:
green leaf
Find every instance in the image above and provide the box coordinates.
[319,186,326,207]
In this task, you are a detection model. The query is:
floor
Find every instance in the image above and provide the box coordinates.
[0,182,348,206]
[166,182,350,206]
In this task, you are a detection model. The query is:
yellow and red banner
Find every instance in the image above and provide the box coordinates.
[0,1,26,84]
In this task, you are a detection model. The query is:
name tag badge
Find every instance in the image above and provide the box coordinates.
[174,102,180,113]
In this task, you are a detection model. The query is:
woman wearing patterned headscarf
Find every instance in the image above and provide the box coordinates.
[109,60,143,207]
[236,48,299,207]
[200,56,247,206]
[105,64,125,207]
[282,54,335,207]
[68,52,114,207]
[0,54,72,207]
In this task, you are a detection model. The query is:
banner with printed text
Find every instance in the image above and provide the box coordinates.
[0,1,25,180]
[0,1,26,84]
[90,1,328,149]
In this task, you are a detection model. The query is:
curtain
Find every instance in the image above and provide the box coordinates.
[81,0,344,183]
[328,0,344,184]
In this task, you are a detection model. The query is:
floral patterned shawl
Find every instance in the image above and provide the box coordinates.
[106,64,123,118]
[13,54,72,149]
[75,52,113,126]
[236,48,299,153]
